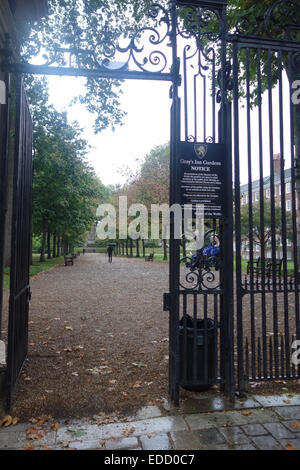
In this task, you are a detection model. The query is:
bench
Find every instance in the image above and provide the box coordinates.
[247,257,282,278]
[145,253,154,262]
[64,255,74,266]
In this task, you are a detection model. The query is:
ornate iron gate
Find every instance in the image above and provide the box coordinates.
[167,0,235,404]
[5,76,33,410]
[0,0,300,409]
[229,5,300,393]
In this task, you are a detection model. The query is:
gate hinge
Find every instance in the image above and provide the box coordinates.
[163,292,172,311]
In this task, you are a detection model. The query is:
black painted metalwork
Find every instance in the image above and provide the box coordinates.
[5,76,33,411]
[230,27,300,392]
[0,0,299,408]
[0,73,10,338]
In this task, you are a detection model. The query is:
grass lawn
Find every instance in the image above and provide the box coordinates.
[3,254,64,291]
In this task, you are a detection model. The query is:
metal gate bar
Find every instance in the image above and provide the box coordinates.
[5,75,33,410]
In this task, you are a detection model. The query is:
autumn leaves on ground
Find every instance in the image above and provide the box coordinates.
[2,254,170,422]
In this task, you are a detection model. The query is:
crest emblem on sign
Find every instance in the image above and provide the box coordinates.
[194,144,208,159]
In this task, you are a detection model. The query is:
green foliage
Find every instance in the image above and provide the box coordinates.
[240,200,293,248]
[25,77,107,249]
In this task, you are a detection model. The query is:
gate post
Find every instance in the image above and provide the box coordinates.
[0,72,10,337]
[168,0,181,407]
[218,3,235,400]
[219,100,235,400]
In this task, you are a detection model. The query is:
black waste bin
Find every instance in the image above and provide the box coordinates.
[179,315,217,391]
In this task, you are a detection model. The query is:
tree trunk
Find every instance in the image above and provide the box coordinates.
[130,239,133,257]
[53,233,57,258]
[163,239,168,260]
[57,234,60,258]
[61,234,65,256]
[40,224,46,262]
[47,231,51,259]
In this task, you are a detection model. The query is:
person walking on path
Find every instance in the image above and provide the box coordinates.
[107,244,113,263]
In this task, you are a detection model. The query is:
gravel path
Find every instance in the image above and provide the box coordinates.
[2,253,299,421]
[4,254,170,421]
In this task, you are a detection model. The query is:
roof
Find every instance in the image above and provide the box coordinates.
[240,168,292,193]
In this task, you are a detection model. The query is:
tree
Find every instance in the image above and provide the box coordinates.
[27,77,105,260]
[240,200,293,250]
[19,0,155,134]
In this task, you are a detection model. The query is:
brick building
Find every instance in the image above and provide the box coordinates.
[239,154,296,261]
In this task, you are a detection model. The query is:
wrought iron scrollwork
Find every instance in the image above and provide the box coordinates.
[234,0,300,41]
[176,4,224,49]
[2,2,173,75]
[216,60,233,104]
[180,229,221,291]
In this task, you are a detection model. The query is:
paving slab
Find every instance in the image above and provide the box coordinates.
[250,435,283,450]
[179,396,260,414]
[104,437,140,450]
[233,443,257,450]
[170,430,203,450]
[273,406,300,420]
[262,422,295,439]
[241,424,269,437]
[56,415,187,443]
[254,394,300,408]
[140,433,172,450]
[280,438,300,450]
[218,426,251,445]
[282,420,300,433]
[2,394,300,450]
[185,408,280,430]
[193,428,226,449]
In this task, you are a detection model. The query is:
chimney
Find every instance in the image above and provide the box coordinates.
[273,153,282,174]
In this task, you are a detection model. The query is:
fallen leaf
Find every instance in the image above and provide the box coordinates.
[60,440,70,448]
[285,444,296,451]
[290,423,300,429]
[0,416,12,427]
[26,426,45,440]
[241,411,252,416]
[24,444,35,450]
[50,422,59,431]
[122,427,135,437]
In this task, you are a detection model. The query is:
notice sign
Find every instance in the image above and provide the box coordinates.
[179,142,226,219]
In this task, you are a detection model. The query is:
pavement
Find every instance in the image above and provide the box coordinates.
[1,392,300,450]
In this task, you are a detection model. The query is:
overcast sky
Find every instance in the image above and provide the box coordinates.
[47,75,171,187]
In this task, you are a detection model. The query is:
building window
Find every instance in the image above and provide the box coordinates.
[286,182,291,194]
[266,188,270,198]
[255,192,259,202]
[286,200,291,211]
